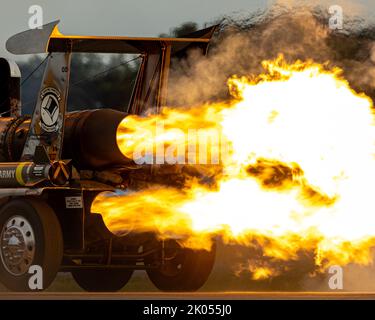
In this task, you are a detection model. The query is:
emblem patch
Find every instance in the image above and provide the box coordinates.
[40,87,61,132]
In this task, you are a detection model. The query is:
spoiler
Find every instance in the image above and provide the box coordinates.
[6,20,217,55]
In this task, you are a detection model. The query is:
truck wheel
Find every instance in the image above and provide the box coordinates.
[0,199,63,291]
[146,240,216,291]
[71,269,134,292]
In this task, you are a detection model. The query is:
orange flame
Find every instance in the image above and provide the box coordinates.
[92,55,375,278]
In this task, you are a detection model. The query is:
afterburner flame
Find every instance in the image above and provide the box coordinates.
[92,55,375,278]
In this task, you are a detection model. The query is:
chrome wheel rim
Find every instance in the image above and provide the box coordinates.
[0,216,36,276]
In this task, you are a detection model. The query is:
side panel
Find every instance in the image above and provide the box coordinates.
[21,52,72,161]
[46,189,107,251]
[46,189,85,251]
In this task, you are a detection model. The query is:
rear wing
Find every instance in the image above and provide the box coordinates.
[6,20,216,56]
[6,21,217,163]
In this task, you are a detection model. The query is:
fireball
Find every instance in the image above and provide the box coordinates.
[92,55,375,278]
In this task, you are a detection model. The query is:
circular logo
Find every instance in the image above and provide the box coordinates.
[40,87,61,132]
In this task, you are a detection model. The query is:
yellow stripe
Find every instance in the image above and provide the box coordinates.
[16,162,27,186]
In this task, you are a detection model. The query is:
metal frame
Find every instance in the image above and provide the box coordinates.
[7,20,217,117]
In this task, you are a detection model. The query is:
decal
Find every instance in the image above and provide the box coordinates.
[65,196,83,209]
[40,87,61,132]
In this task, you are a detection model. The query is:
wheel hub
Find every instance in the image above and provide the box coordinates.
[160,240,184,277]
[0,216,35,276]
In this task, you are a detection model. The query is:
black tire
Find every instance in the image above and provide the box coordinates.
[146,240,216,291]
[71,269,134,292]
[0,198,63,291]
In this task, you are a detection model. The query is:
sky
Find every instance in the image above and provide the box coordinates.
[0,0,374,61]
